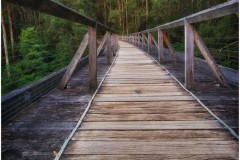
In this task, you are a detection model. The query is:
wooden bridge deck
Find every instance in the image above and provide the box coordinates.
[62,41,238,159]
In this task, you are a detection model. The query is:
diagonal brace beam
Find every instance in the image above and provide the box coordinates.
[59,32,89,89]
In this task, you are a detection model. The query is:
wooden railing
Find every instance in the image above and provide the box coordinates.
[120,0,238,89]
[7,0,119,90]
[3,0,119,123]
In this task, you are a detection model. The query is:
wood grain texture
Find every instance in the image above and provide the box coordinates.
[64,141,237,155]
[88,27,97,90]
[59,33,89,89]
[62,41,238,159]
[158,29,164,63]
[193,25,229,87]
[80,120,223,130]
[62,154,238,160]
[184,21,195,89]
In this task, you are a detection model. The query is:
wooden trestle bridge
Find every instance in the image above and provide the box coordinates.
[2,0,239,160]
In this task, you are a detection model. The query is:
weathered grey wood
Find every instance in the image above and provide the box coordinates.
[184,21,195,90]
[80,121,223,130]
[6,0,114,32]
[192,25,229,88]
[147,32,151,54]
[143,34,148,44]
[141,33,144,49]
[162,32,177,62]
[59,33,89,89]
[72,130,233,141]
[111,34,116,56]
[106,33,112,65]
[158,29,164,63]
[133,0,238,33]
[62,154,238,160]
[97,32,108,56]
[89,27,97,91]
[151,34,158,47]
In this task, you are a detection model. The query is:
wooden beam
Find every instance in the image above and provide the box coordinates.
[192,25,229,87]
[116,35,119,50]
[89,27,97,91]
[6,0,114,32]
[59,32,89,89]
[132,0,238,34]
[158,29,164,63]
[106,33,112,65]
[184,21,195,90]
[147,32,151,54]
[97,32,108,56]
[162,32,177,62]
[112,34,117,56]
[151,34,158,48]
[143,34,148,43]
[137,34,140,47]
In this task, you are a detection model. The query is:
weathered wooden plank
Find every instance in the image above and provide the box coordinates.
[91,101,202,108]
[158,29,164,63]
[162,31,177,61]
[184,21,195,89]
[59,33,89,89]
[147,32,151,54]
[72,130,233,141]
[101,83,178,87]
[62,154,238,160]
[64,140,237,155]
[106,75,172,79]
[84,113,214,121]
[80,120,223,130]
[94,96,195,102]
[97,32,108,56]
[106,33,113,65]
[192,25,229,87]
[88,27,97,91]
[103,79,175,84]
[98,86,183,94]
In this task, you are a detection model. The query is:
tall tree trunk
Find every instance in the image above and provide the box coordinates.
[146,0,148,29]
[1,15,11,78]
[125,0,128,34]
[134,10,137,32]
[118,0,122,33]
[122,1,125,34]
[7,3,14,59]
[103,0,107,25]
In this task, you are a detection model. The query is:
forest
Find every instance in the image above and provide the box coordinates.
[1,0,239,95]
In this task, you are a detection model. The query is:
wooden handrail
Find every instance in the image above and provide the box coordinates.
[131,0,238,34]
[6,0,119,90]
[6,0,115,32]
[122,0,237,89]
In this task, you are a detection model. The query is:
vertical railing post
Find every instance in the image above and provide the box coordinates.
[106,32,112,65]
[138,34,140,48]
[142,33,144,49]
[148,32,151,54]
[158,29,164,63]
[112,34,117,56]
[89,27,97,91]
[184,21,195,89]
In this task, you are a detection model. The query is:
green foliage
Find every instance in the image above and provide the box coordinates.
[2,0,238,95]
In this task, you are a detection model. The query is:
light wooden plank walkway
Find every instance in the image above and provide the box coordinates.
[62,41,238,159]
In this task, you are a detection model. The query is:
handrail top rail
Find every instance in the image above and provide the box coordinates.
[128,0,238,35]
[6,0,115,32]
